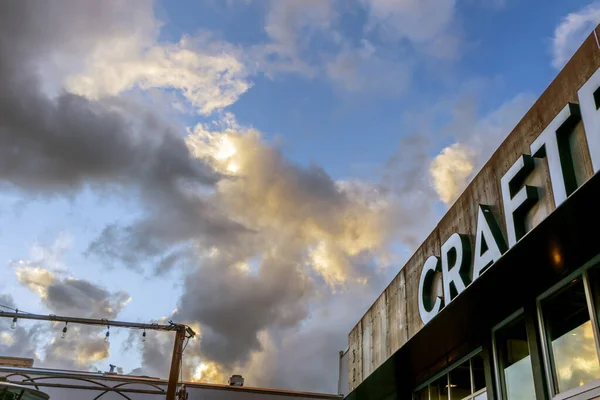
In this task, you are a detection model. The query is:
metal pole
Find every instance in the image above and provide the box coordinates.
[166,325,187,400]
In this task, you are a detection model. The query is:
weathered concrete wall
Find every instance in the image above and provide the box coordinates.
[347,27,600,392]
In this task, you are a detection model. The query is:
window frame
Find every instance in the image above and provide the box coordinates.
[412,347,485,400]
[536,256,600,400]
[491,308,537,400]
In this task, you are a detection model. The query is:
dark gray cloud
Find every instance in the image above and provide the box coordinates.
[0,0,248,274]
[176,255,312,367]
[0,0,220,197]
[13,266,132,370]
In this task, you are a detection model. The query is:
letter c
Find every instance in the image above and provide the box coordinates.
[418,255,443,324]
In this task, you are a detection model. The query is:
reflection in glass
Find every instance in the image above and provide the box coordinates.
[430,375,449,400]
[543,278,600,393]
[472,354,486,392]
[495,317,536,400]
[591,267,600,332]
[449,360,471,399]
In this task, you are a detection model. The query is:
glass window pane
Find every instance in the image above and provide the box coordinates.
[430,375,449,400]
[542,278,600,393]
[474,391,488,400]
[414,386,429,400]
[495,316,536,400]
[471,353,486,392]
[449,360,471,399]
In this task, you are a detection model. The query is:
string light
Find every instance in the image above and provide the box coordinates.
[10,309,18,329]
[142,330,146,343]
[61,322,68,339]
[105,326,110,343]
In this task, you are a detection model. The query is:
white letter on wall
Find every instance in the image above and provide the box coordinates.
[441,233,471,304]
[530,103,580,207]
[501,155,538,247]
[418,256,443,324]
[472,205,508,280]
[577,66,600,173]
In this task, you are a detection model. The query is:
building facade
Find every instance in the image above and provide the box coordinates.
[344,27,600,400]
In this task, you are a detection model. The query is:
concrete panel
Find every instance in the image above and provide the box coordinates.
[347,327,358,392]
[404,231,441,339]
[386,269,408,356]
[361,312,372,379]
[370,293,387,371]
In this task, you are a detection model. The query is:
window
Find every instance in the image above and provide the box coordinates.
[493,314,536,400]
[541,277,600,394]
[449,361,471,400]
[414,386,429,400]
[590,267,600,333]
[430,375,449,400]
[413,352,487,400]
[472,353,486,392]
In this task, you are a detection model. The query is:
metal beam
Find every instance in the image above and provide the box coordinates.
[0,311,195,334]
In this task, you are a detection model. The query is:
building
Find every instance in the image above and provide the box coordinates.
[0,357,34,369]
[342,26,600,400]
[0,365,342,400]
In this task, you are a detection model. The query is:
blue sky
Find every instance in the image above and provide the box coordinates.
[1,0,600,393]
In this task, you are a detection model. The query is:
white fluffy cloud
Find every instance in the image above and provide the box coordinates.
[430,143,475,205]
[63,8,251,115]
[429,92,535,205]
[552,2,600,69]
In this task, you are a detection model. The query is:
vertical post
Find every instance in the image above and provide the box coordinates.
[524,301,549,400]
[338,350,344,395]
[166,325,186,400]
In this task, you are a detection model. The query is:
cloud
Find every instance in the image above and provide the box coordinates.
[15,267,130,319]
[168,127,394,371]
[9,234,72,273]
[0,294,40,361]
[429,92,535,205]
[264,0,335,52]
[325,39,412,95]
[254,0,418,95]
[552,3,600,69]
[430,143,476,204]
[251,0,335,77]
[4,236,132,371]
[0,0,248,272]
[359,0,460,58]
[65,33,251,115]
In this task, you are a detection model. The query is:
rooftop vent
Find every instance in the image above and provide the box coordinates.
[228,375,244,387]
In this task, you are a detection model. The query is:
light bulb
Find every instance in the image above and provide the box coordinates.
[10,317,17,330]
[142,331,146,342]
[105,330,110,343]
[61,323,68,339]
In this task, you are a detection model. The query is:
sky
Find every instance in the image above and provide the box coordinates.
[0,0,599,394]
